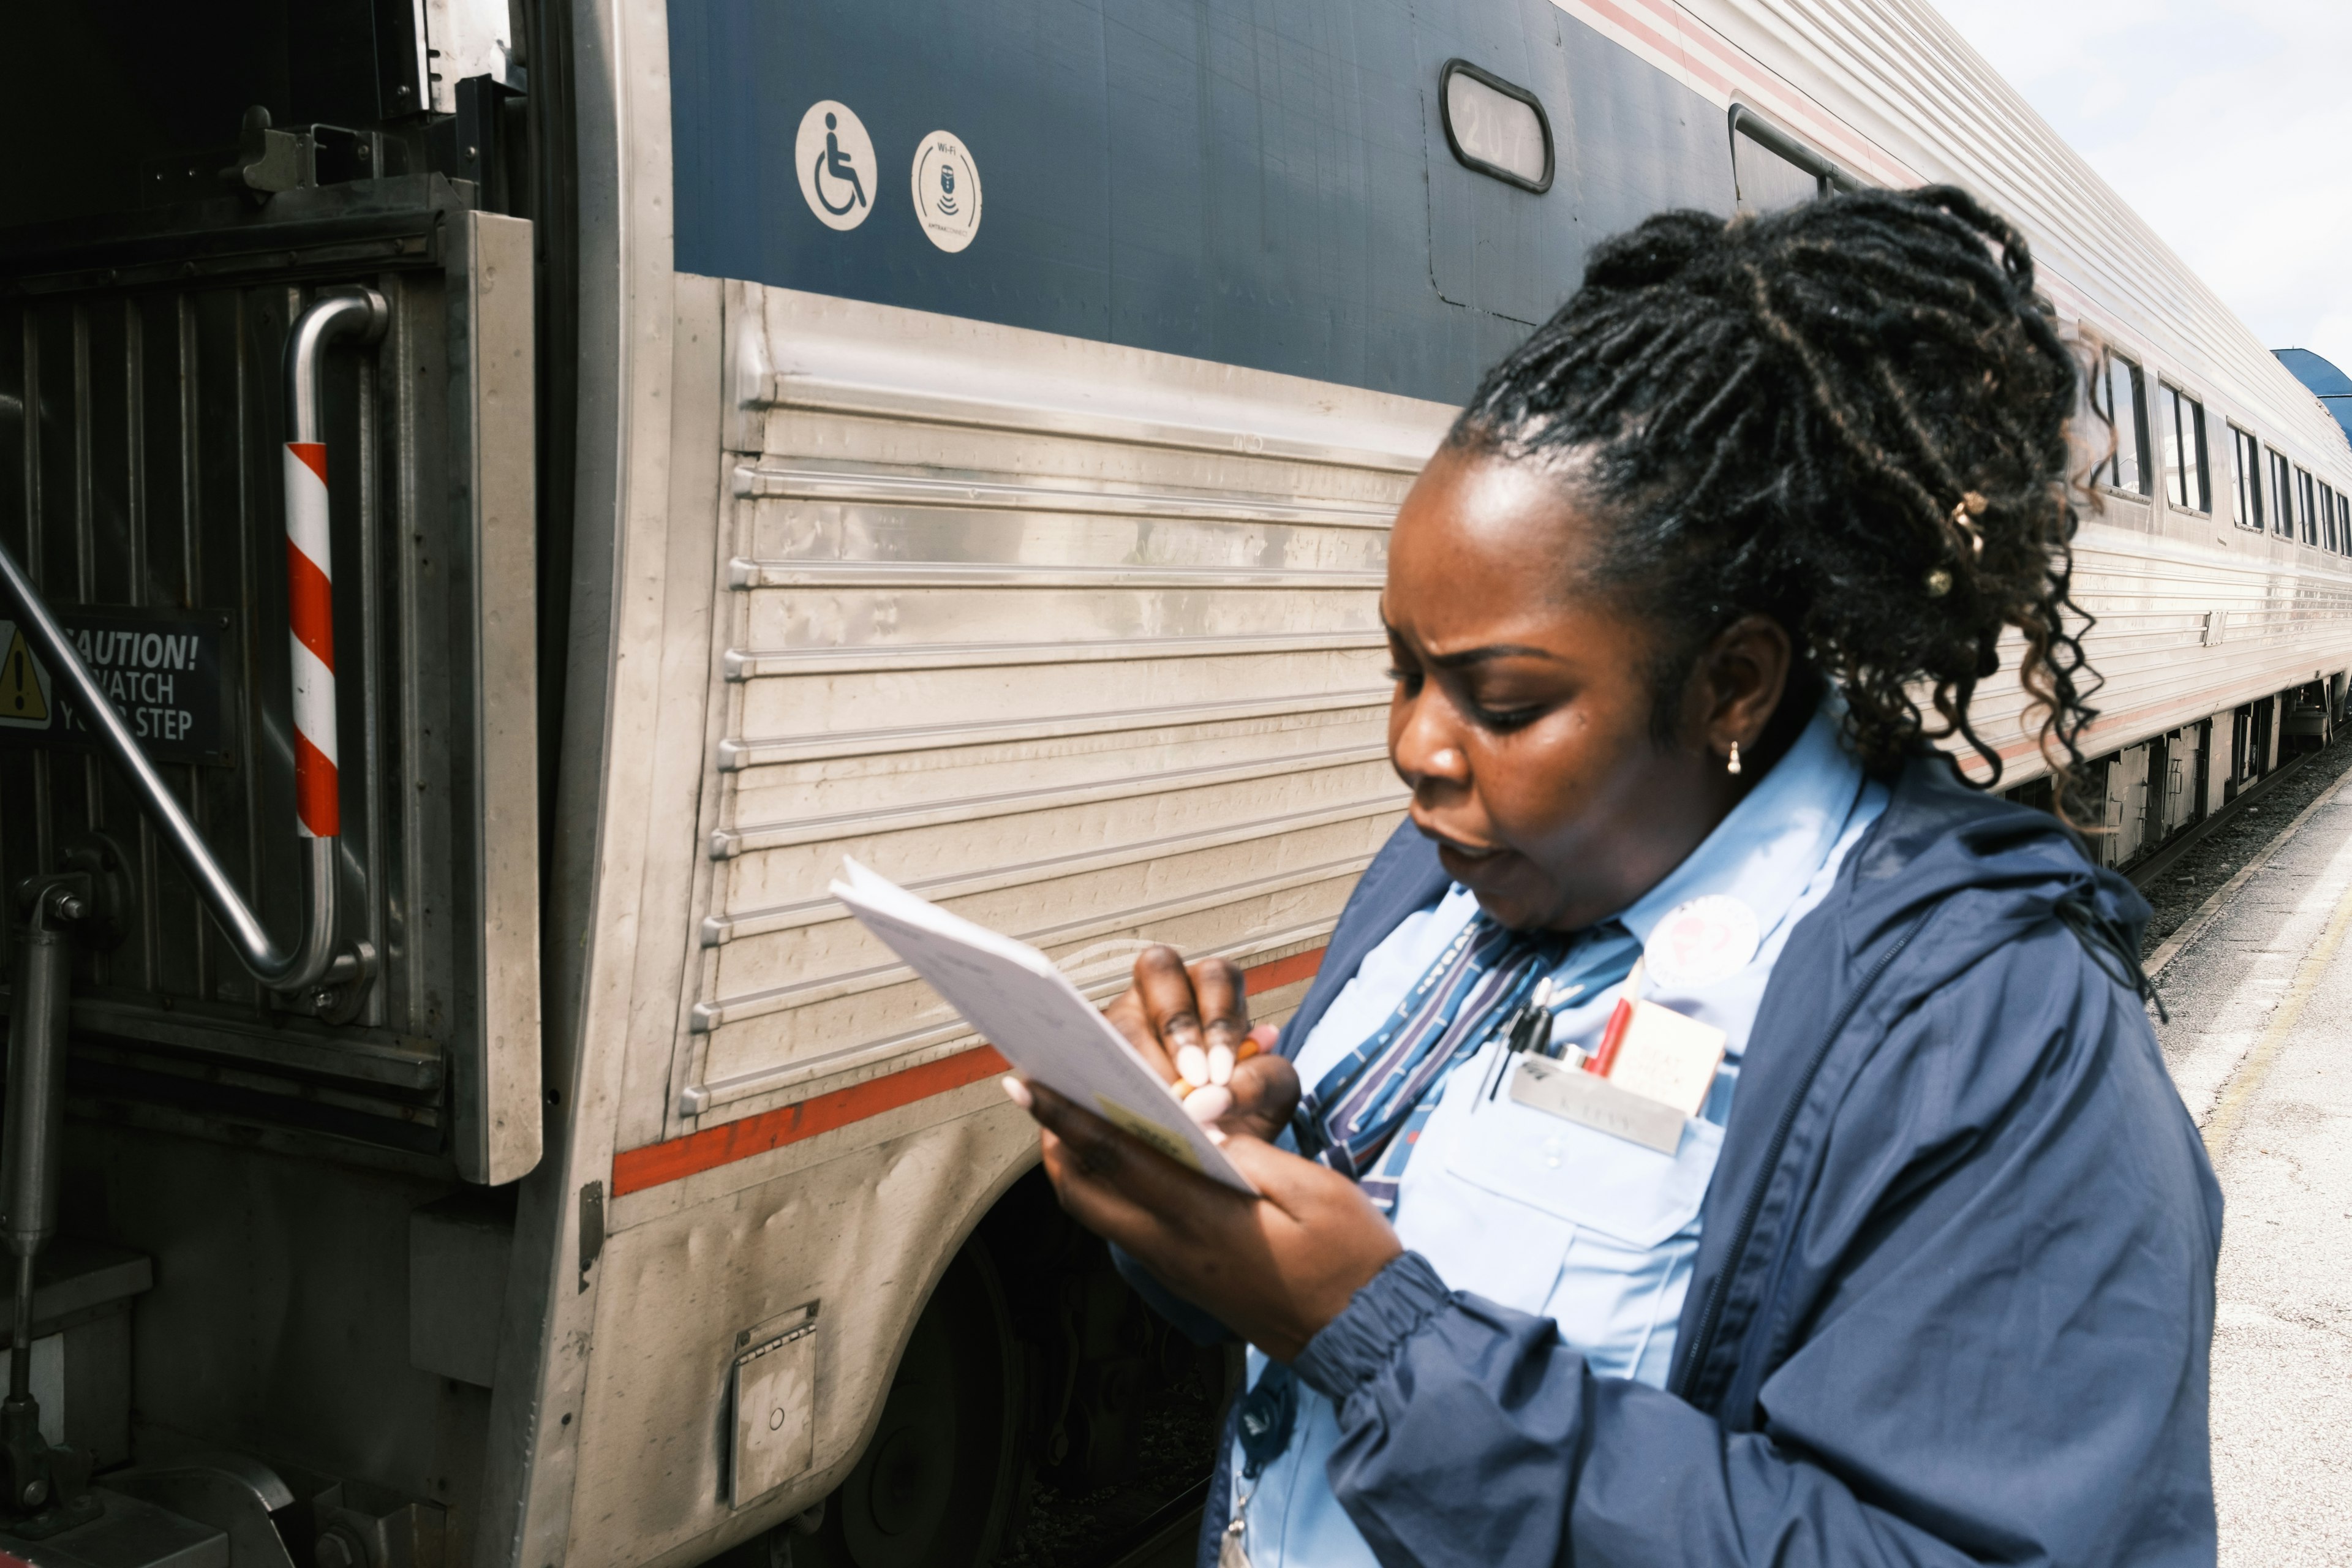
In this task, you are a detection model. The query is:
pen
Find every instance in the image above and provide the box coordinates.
[1488,979,1561,1101]
[1583,959,1645,1077]
[1537,981,1586,1057]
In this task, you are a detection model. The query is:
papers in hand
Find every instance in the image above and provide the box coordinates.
[829,858,1259,1194]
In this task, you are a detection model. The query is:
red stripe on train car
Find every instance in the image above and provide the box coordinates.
[610,1046,1012,1196]
[1243,946,1323,996]
[609,945,1328,1196]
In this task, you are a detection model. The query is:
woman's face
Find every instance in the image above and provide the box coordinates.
[1384,445,1779,932]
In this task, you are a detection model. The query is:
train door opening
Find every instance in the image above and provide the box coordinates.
[0,0,568,1561]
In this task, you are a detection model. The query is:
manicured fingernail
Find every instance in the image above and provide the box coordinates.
[1000,1076,1033,1110]
[1176,1044,1210,1086]
[1204,1126,1228,1145]
[1183,1085,1234,1125]
[1207,1044,1234,1086]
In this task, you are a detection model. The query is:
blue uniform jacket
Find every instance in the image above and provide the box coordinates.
[1132,752,2221,1568]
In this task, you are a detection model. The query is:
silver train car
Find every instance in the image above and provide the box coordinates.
[0,1,2346,1566]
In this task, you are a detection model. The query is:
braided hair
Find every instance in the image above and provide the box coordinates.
[1451,185,2097,791]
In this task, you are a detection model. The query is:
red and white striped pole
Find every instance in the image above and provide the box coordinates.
[283,440,338,839]
[279,288,382,861]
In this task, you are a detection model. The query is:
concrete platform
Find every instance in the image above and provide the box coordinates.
[2151,769,2352,1566]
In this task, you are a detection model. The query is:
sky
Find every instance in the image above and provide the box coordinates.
[1933,0,2352,374]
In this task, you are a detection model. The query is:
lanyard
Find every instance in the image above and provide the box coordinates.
[1293,915,1559,1207]
[1292,913,1645,1213]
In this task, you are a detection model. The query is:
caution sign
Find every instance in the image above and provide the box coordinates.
[0,609,234,766]
[1,625,51,723]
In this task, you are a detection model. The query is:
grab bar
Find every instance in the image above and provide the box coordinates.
[1728,104,1868,203]
[0,288,386,995]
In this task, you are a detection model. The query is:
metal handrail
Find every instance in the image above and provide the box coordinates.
[0,288,386,993]
[1728,104,1868,203]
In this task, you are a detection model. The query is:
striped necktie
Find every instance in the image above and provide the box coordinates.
[1293,913,1566,1213]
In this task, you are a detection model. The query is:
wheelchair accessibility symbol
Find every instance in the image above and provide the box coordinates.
[910,132,982,253]
[795,100,875,232]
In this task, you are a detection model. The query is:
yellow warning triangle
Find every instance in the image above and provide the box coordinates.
[2,628,49,721]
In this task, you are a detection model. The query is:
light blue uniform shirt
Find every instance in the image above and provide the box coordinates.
[1234,705,1887,1567]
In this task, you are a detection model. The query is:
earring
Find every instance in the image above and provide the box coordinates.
[1727,741,1742,776]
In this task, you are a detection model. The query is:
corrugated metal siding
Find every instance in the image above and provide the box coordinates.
[671,286,1449,1127]
[1958,521,2352,778]
[1698,0,2352,481]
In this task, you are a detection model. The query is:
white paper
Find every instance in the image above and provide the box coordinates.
[829,858,1257,1193]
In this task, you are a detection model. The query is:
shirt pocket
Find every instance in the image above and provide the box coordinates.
[1445,1088,1724,1249]
[1394,1065,1724,1346]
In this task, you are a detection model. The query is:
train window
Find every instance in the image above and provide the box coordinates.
[2159,385,2210,513]
[2269,448,2295,535]
[2297,466,2319,545]
[2324,483,2341,552]
[2091,352,2151,496]
[2230,426,2265,529]
[1440,61,1553,192]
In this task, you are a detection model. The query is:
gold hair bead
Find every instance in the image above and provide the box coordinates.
[1925,567,1953,597]
[1948,492,1988,559]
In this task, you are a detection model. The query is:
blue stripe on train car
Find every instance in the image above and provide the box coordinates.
[666,0,1741,406]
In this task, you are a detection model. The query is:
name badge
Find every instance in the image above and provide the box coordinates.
[1509,1056,1686,1154]
[1510,1000,1727,1152]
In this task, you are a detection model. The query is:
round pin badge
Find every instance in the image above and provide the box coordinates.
[1643,894,1761,990]
[911,131,982,252]
[795,100,876,232]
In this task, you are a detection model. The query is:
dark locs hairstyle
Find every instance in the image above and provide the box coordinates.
[1450,184,2098,790]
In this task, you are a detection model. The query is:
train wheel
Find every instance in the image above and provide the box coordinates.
[802,1241,1026,1568]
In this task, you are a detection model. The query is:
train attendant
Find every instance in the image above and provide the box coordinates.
[1006,187,2221,1568]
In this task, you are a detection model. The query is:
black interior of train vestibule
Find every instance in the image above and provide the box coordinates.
[12,0,593,854]
[0,0,568,1540]
[1,0,367,227]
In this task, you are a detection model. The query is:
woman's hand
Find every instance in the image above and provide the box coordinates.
[1009,1079,1401,1361]
[1103,946,1301,1142]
